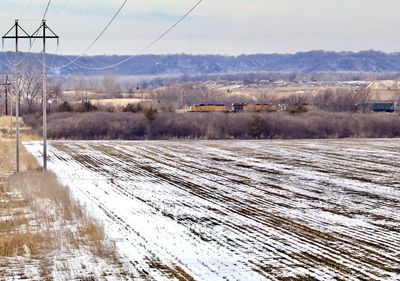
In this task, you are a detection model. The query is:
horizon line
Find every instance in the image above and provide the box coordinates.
[1,49,399,57]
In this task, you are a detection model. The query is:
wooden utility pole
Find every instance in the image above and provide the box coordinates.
[2,20,31,173]
[9,91,13,138]
[31,20,59,171]
[1,75,11,115]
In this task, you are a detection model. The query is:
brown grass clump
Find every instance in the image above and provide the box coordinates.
[0,116,39,141]
[0,233,54,257]
[21,145,41,171]
[0,116,13,128]
[4,171,115,259]
[0,140,15,172]
[0,139,40,173]
[77,221,117,258]
[0,138,125,278]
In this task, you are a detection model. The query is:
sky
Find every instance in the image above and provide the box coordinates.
[0,0,400,56]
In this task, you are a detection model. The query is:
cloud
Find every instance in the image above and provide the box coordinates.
[0,0,399,55]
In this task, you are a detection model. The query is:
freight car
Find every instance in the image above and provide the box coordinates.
[243,104,280,112]
[357,102,397,113]
[189,104,228,112]
[232,103,245,112]
[370,102,396,113]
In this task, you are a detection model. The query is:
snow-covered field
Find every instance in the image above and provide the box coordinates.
[24,139,400,280]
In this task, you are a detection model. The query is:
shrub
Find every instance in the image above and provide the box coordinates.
[143,107,158,122]
[77,101,98,112]
[30,111,400,140]
[58,101,73,112]
[106,106,116,113]
[160,106,175,113]
[122,103,142,113]
[247,115,263,138]
[287,105,308,114]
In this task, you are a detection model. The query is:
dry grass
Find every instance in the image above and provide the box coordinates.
[0,137,126,278]
[0,139,39,173]
[0,140,14,172]
[0,116,40,141]
[3,171,117,260]
[61,90,100,101]
[95,98,149,107]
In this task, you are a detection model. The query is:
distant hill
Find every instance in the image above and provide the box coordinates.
[1,50,400,76]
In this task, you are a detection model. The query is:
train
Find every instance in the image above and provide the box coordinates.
[189,102,398,113]
[189,104,228,112]
[189,103,287,113]
[235,103,282,112]
[358,102,397,113]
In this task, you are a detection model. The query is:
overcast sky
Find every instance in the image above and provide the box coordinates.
[1,0,400,56]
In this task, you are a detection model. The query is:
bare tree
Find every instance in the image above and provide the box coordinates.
[71,76,88,103]
[355,86,372,113]
[314,87,370,112]
[19,61,42,113]
[103,74,121,98]
[46,79,64,111]
[314,88,335,110]
[333,88,359,112]
[282,94,309,105]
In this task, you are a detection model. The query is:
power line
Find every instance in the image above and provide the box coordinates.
[82,0,128,56]
[73,0,203,71]
[49,45,60,67]
[48,0,72,19]
[0,48,16,71]
[2,0,53,68]
[42,0,53,20]
[28,0,53,52]
[1,46,31,68]
[37,0,128,70]
[11,0,203,72]
[19,0,34,20]
[42,0,203,71]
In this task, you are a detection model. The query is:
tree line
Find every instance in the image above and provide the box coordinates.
[23,111,400,140]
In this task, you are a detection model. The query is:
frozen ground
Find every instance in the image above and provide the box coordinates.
[24,139,400,280]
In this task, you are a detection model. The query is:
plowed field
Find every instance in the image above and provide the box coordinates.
[24,140,400,281]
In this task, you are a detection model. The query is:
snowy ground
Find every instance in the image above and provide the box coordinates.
[24,139,400,281]
[0,162,133,280]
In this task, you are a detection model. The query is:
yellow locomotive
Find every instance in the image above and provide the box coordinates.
[189,104,228,112]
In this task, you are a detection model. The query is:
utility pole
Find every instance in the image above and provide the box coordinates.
[31,20,59,171]
[9,90,13,138]
[1,75,11,115]
[3,20,31,173]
